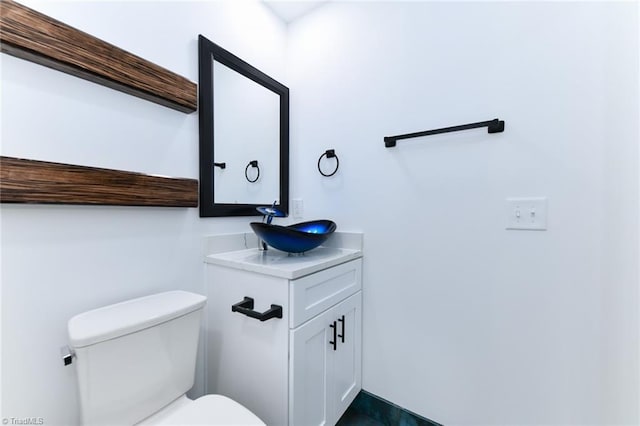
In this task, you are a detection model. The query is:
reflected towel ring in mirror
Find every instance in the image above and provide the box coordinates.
[317,149,339,177]
[245,160,260,183]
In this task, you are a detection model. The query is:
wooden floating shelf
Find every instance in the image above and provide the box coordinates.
[0,156,198,207]
[0,0,197,113]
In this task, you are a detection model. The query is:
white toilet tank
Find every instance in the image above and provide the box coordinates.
[68,291,207,425]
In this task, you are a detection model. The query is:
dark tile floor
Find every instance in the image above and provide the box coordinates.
[336,390,442,426]
[336,411,385,426]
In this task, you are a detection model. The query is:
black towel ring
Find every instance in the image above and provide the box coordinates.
[245,160,260,183]
[317,149,339,177]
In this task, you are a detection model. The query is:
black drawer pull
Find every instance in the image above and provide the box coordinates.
[337,315,345,343]
[231,297,282,322]
[329,321,337,351]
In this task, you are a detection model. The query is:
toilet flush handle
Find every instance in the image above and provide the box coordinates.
[60,345,76,366]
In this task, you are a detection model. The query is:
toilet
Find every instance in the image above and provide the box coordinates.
[67,290,265,425]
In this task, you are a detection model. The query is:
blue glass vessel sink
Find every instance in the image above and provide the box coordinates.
[250,220,337,253]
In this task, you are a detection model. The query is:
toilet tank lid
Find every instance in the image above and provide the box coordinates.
[68,291,207,348]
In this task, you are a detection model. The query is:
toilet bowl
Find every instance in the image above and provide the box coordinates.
[138,395,264,425]
[67,291,264,425]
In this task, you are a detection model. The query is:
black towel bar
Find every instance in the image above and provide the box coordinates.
[231,297,282,322]
[384,118,505,148]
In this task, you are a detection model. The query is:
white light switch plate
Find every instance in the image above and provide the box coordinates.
[506,197,547,230]
[292,198,304,219]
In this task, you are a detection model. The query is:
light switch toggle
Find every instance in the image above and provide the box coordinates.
[506,197,547,230]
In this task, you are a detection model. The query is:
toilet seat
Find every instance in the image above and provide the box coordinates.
[153,395,265,426]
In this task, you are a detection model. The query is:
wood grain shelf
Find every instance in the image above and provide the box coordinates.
[0,0,197,113]
[0,156,198,207]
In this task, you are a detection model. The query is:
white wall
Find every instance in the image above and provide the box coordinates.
[287,2,639,425]
[599,1,640,422]
[0,1,286,424]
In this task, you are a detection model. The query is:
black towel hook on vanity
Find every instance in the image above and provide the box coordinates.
[384,118,505,148]
[232,297,282,322]
[317,149,339,177]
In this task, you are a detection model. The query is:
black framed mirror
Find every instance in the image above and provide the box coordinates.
[198,35,289,217]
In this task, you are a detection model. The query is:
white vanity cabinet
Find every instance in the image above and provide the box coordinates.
[205,248,362,426]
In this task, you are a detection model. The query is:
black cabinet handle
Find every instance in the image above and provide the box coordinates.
[337,315,345,343]
[231,297,282,322]
[329,321,337,351]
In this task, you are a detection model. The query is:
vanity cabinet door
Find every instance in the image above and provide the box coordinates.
[289,291,362,426]
[330,292,362,424]
[289,308,332,426]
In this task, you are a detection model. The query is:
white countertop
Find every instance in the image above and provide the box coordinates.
[203,232,363,279]
[204,246,362,279]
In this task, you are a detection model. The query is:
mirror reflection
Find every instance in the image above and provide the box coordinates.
[213,60,280,205]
